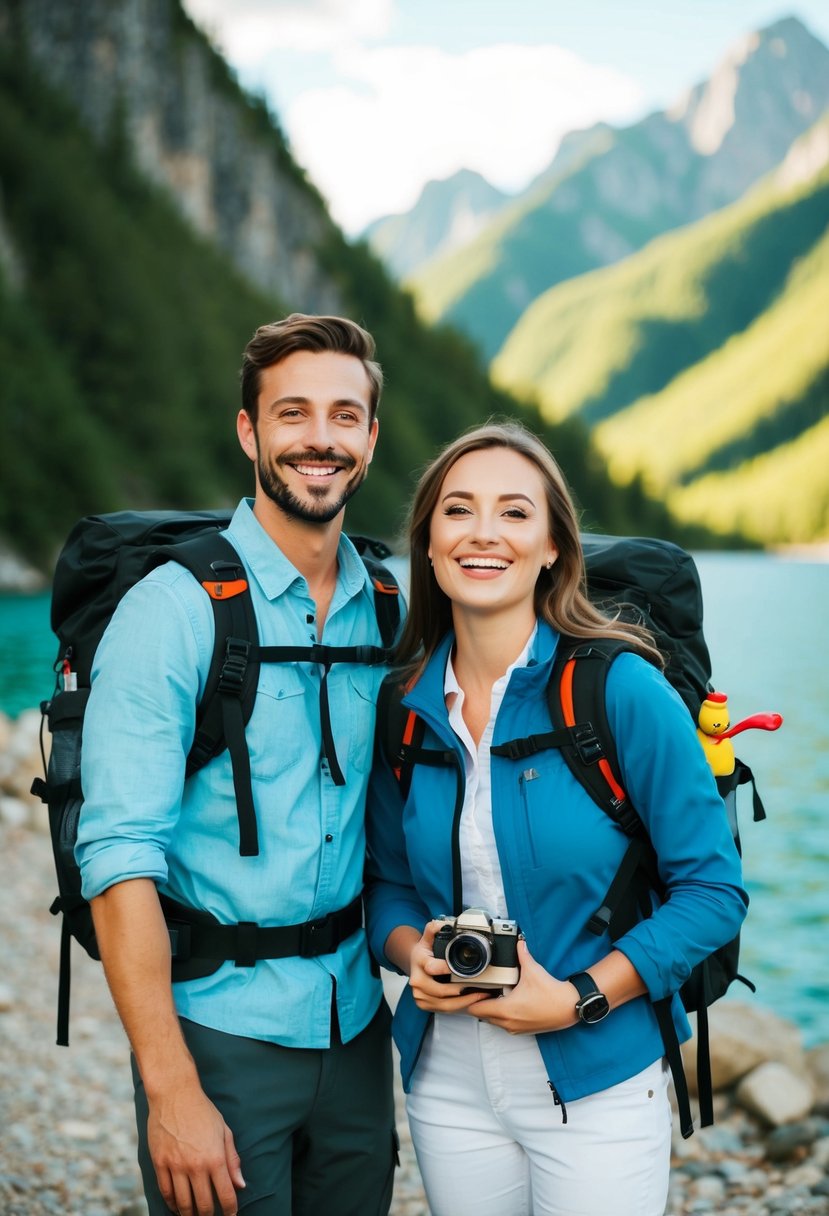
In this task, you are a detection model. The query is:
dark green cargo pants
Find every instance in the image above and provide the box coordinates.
[132,1001,397,1215]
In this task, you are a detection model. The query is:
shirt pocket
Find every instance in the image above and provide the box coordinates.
[243,665,309,779]
[346,667,380,774]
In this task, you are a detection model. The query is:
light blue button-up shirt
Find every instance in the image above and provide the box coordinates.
[77,499,390,1047]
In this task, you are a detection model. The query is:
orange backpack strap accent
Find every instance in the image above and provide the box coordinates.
[201,578,248,600]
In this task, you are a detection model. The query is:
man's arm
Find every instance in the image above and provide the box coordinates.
[91,878,245,1216]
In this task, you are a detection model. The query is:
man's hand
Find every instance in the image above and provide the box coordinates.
[469,937,578,1034]
[407,920,490,1015]
[148,1081,245,1216]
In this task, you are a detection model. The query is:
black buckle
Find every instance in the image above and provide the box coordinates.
[587,905,613,936]
[210,559,244,578]
[496,736,538,761]
[572,722,604,765]
[299,912,335,958]
[218,637,250,695]
[168,921,192,961]
[613,802,642,837]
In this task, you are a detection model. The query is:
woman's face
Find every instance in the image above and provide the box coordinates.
[428,446,557,620]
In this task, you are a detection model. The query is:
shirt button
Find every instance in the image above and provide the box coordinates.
[325,834,334,843]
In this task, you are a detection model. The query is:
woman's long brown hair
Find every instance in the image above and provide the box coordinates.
[395,421,664,674]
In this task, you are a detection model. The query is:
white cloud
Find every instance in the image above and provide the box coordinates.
[183,0,392,64]
[287,43,645,232]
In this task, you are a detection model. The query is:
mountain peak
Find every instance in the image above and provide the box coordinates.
[365,169,509,277]
[668,13,829,157]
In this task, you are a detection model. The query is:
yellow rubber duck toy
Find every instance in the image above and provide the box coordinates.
[697,691,783,777]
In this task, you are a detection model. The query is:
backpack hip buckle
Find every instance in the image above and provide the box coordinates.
[299,911,336,957]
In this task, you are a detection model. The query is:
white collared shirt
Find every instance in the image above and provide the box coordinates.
[444,627,537,917]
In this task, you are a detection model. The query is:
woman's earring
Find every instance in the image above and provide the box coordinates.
[545,559,553,570]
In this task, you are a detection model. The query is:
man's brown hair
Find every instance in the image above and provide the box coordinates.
[240,313,383,423]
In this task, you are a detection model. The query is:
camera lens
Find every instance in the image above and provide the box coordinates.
[445,931,492,978]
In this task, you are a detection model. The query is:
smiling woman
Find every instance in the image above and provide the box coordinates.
[427,447,557,650]
[362,420,749,1216]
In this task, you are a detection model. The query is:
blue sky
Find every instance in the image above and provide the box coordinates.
[181,1,829,233]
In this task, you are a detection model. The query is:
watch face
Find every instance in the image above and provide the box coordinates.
[578,992,610,1024]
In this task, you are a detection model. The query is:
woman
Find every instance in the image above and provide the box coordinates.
[365,422,747,1216]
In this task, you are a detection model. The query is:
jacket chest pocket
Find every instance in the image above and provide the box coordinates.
[516,759,628,875]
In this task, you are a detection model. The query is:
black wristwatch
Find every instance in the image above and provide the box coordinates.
[567,971,610,1025]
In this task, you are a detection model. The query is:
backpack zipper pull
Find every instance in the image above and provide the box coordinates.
[62,656,77,693]
[548,1080,568,1124]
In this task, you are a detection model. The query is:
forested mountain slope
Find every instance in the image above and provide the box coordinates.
[0,0,702,571]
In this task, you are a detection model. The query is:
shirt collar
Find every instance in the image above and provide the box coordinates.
[444,624,538,699]
[225,499,372,604]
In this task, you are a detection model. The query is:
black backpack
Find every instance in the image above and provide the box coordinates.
[378,534,770,1139]
[32,508,401,1046]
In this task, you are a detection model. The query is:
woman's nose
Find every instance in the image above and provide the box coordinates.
[469,510,499,544]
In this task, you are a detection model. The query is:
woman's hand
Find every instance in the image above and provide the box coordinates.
[469,938,579,1034]
[407,920,491,1015]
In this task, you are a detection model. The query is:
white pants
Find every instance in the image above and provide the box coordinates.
[406,1014,672,1216]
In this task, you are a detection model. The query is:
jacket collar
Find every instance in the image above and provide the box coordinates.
[405,618,562,719]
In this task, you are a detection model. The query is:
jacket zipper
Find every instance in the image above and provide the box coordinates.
[404,699,467,917]
[548,1079,568,1124]
[518,768,541,868]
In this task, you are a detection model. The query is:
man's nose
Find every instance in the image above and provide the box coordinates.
[303,412,335,451]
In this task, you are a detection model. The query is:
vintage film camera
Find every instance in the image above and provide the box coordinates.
[433,907,520,991]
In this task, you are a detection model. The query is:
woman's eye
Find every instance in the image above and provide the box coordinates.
[444,504,471,516]
[503,507,528,519]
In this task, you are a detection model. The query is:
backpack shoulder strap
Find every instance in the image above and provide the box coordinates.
[349,535,401,649]
[546,636,644,839]
[149,531,261,857]
[376,672,458,799]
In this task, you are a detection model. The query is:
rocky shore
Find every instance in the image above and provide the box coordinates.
[1,708,828,1216]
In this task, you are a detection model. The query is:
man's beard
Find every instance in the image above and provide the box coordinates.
[257,448,364,524]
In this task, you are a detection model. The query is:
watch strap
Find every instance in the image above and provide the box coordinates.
[567,971,600,1000]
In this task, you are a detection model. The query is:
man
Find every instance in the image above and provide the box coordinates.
[77,315,397,1216]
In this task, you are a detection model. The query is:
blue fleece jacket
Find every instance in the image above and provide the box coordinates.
[365,621,748,1101]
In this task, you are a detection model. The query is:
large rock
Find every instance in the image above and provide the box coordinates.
[680,1001,806,1093]
[735,1061,814,1125]
[805,1042,829,1106]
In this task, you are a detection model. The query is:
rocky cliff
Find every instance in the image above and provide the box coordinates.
[1,0,342,314]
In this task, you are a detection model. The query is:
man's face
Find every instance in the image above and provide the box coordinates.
[238,349,378,525]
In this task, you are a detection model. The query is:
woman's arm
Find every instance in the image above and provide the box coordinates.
[471,941,647,1033]
[603,654,749,999]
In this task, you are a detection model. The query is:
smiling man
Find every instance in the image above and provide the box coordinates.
[77,315,398,1216]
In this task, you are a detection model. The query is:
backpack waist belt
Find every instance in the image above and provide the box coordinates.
[160,894,363,969]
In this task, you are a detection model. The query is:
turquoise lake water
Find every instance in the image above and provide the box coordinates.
[1,552,827,1045]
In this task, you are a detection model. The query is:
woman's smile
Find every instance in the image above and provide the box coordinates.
[428,447,556,617]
